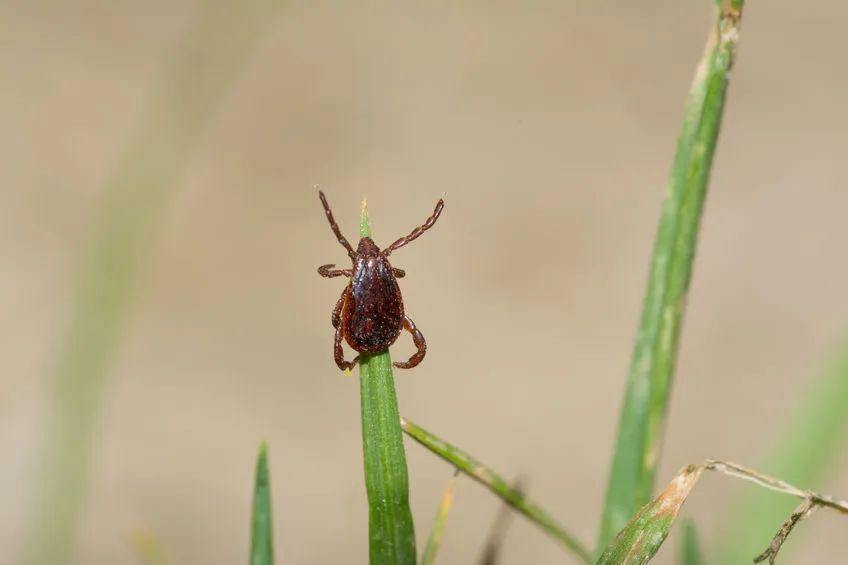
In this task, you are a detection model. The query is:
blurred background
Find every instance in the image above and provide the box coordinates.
[3,1,848,563]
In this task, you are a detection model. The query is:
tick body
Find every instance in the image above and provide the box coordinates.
[318,191,444,371]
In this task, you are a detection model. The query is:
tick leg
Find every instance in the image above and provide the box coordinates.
[331,291,344,328]
[333,288,358,371]
[392,267,406,278]
[383,198,445,256]
[319,263,353,278]
[319,190,356,260]
[334,325,358,371]
[393,314,426,369]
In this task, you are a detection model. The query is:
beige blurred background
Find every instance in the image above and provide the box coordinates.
[3,1,848,563]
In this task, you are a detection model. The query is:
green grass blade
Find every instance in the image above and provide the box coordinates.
[679,520,703,565]
[598,1,746,549]
[250,443,274,565]
[400,417,592,564]
[23,4,282,564]
[359,202,417,565]
[421,472,458,565]
[598,466,704,565]
[714,339,848,562]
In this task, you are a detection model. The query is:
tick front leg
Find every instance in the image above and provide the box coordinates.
[319,264,353,278]
[393,314,426,369]
[383,198,445,256]
[392,267,406,278]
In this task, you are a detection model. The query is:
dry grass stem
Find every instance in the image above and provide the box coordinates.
[703,460,848,563]
[752,499,817,564]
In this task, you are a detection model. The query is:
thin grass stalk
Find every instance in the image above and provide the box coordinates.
[421,472,458,565]
[22,3,282,563]
[400,417,592,564]
[359,203,417,565]
[250,443,274,565]
[597,0,745,549]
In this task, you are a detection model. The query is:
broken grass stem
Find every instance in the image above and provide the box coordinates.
[752,499,817,565]
[703,459,848,515]
[702,459,848,563]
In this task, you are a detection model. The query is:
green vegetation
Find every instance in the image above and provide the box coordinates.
[679,521,703,565]
[716,341,848,562]
[22,2,282,563]
[598,466,703,565]
[250,444,274,565]
[598,0,746,548]
[401,418,592,563]
[359,204,417,565]
[23,1,848,564]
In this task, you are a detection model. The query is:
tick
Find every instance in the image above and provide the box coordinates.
[317,191,445,371]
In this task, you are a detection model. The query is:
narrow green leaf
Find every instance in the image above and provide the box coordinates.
[23,3,283,564]
[421,472,458,565]
[250,443,274,565]
[598,1,746,549]
[679,520,703,565]
[401,418,592,564]
[598,465,704,565]
[714,339,848,562]
[359,203,417,565]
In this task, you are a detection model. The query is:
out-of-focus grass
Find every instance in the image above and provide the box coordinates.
[22,3,282,563]
[478,478,525,565]
[679,520,703,565]
[250,443,274,565]
[598,0,745,550]
[358,204,417,565]
[130,529,172,565]
[714,339,848,562]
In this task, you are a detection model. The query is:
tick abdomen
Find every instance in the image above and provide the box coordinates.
[345,251,404,353]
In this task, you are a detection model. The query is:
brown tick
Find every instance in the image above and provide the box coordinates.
[317,191,445,371]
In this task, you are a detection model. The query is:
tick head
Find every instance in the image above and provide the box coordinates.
[356,237,381,256]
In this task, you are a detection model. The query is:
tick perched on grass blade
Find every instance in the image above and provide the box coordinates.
[317,191,445,371]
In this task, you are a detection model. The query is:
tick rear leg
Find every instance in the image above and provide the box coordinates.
[332,288,358,371]
[393,314,426,369]
[334,325,358,371]
[319,264,352,278]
